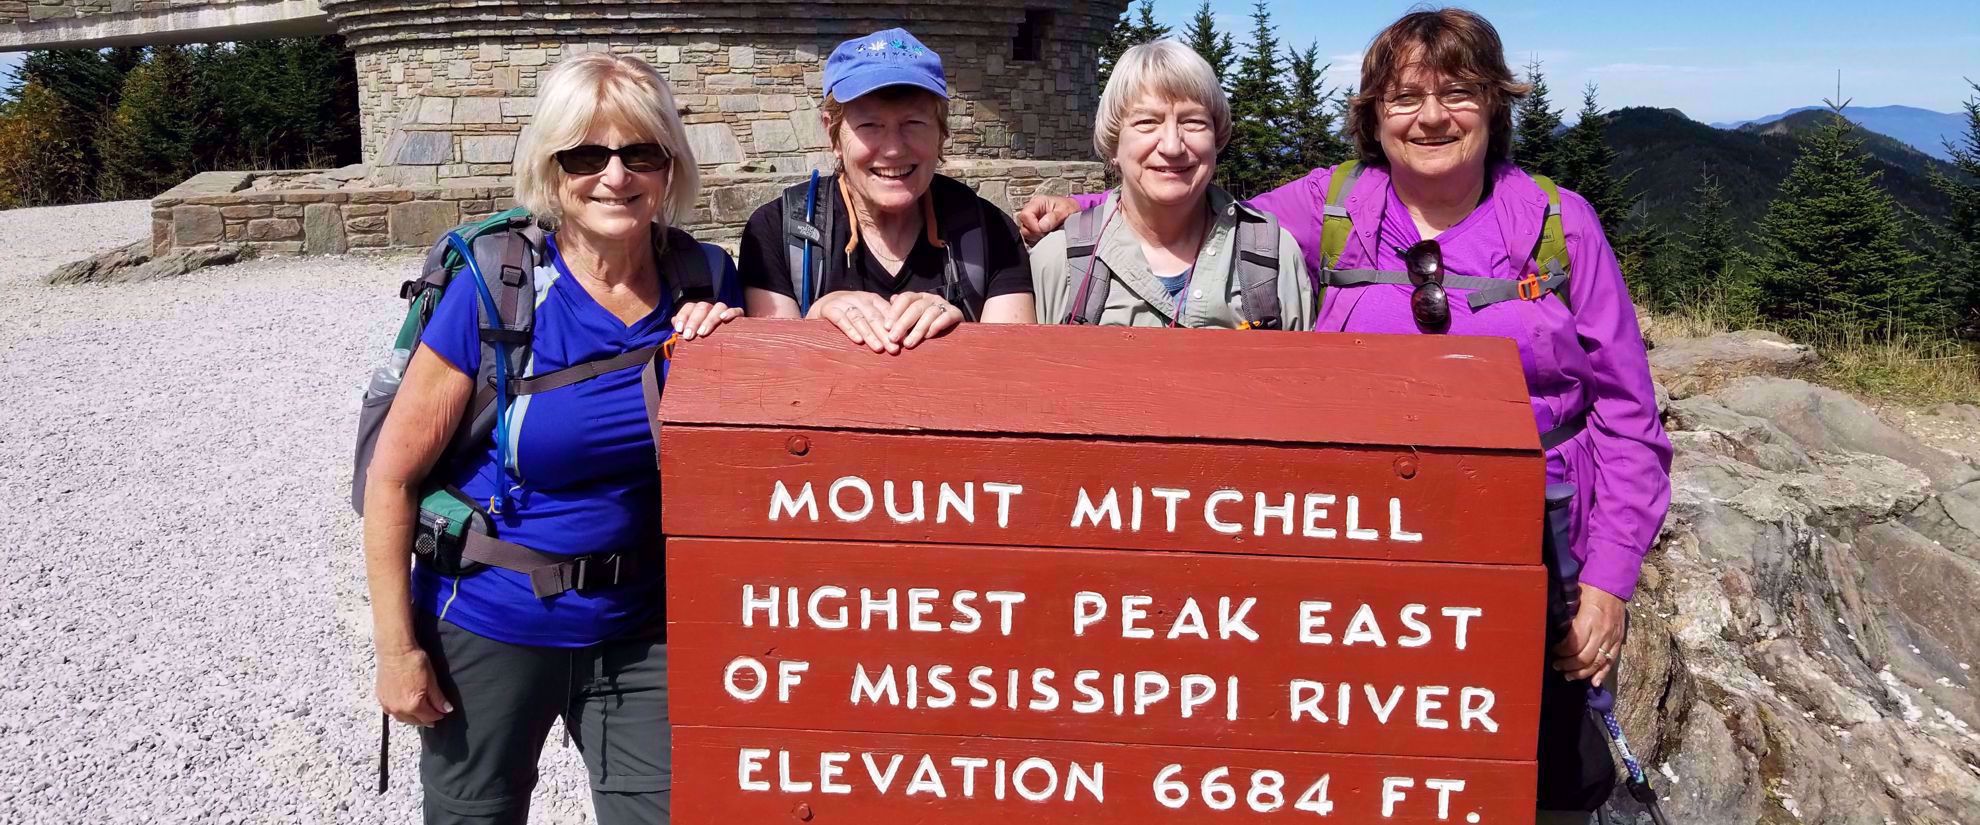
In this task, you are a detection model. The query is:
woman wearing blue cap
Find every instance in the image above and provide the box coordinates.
[739,29,1034,353]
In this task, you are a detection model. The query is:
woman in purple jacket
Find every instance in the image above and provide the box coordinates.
[1021,10,1671,822]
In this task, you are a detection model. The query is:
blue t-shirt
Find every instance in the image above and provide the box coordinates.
[411,235,742,647]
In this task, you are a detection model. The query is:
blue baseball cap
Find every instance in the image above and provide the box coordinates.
[822,28,949,102]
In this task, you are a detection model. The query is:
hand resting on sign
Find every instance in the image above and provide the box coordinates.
[671,300,744,341]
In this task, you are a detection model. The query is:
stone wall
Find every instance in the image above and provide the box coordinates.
[356,29,1103,189]
[0,0,326,46]
[151,160,1105,256]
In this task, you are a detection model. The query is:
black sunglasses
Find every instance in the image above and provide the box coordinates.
[554,143,672,175]
[1402,239,1451,331]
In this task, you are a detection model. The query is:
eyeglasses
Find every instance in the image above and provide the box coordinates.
[1383,86,1483,116]
[553,143,672,175]
[1403,239,1451,331]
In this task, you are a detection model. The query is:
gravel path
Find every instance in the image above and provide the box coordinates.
[0,201,593,823]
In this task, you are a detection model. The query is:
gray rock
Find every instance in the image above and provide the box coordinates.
[460,135,517,165]
[1714,376,1978,490]
[751,120,799,154]
[44,240,151,285]
[46,241,249,284]
[1649,329,1817,395]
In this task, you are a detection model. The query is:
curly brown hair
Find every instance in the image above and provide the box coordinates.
[1345,7,1531,167]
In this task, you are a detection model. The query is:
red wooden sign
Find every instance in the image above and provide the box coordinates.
[660,322,1546,824]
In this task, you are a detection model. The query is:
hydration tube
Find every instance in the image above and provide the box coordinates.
[799,170,820,316]
[443,230,518,513]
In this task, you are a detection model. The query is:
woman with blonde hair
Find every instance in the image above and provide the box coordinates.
[362,52,739,823]
[1030,38,1312,329]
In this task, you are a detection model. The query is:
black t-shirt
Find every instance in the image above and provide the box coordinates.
[738,173,1031,318]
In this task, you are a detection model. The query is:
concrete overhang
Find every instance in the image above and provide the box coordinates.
[0,0,330,52]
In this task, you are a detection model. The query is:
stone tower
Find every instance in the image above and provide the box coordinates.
[1,0,1123,251]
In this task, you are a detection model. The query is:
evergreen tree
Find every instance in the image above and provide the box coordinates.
[1183,1,1235,84]
[1929,81,1980,339]
[96,45,207,201]
[1642,170,1750,312]
[1512,58,1563,177]
[1554,84,1637,228]
[1284,43,1350,172]
[201,37,360,169]
[7,49,134,203]
[1222,1,1288,197]
[1097,0,1171,91]
[1754,106,1932,338]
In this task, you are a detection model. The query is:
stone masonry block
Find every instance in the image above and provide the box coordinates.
[454,98,502,124]
[173,206,223,246]
[729,46,755,69]
[461,135,518,164]
[304,203,348,255]
[395,132,453,165]
[389,201,461,247]
[417,97,453,125]
[509,48,548,66]
[245,218,302,242]
[752,120,798,154]
[685,123,744,164]
[790,109,830,151]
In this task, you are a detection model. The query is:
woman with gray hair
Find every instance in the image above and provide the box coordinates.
[361,52,740,823]
[1030,39,1312,329]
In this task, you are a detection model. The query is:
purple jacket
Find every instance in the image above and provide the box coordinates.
[1070,165,1672,600]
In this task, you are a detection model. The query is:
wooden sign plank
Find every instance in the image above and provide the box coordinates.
[674,726,1537,824]
[659,428,1541,564]
[667,538,1546,761]
[657,321,1540,452]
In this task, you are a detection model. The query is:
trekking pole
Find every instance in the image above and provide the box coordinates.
[1587,684,1671,825]
[1541,484,1674,825]
[377,711,390,793]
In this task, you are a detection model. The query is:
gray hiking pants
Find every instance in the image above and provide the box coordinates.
[415,612,670,824]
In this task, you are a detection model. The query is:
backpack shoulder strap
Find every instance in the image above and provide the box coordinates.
[1527,173,1573,312]
[1062,204,1112,325]
[1320,160,1363,270]
[1232,207,1283,330]
[658,225,721,305]
[783,173,834,315]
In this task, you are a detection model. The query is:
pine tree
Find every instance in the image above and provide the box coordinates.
[1183,1,1235,84]
[201,37,359,169]
[1512,58,1563,177]
[1754,106,1932,339]
[1222,1,1288,197]
[1097,0,1171,91]
[1284,43,1350,172]
[1642,169,1750,313]
[1554,84,1637,228]
[96,45,208,201]
[1929,81,1980,339]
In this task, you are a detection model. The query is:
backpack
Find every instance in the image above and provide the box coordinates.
[1316,159,1573,314]
[1061,197,1285,329]
[781,171,989,320]
[349,208,728,589]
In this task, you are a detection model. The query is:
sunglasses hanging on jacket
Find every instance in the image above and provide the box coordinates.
[1402,239,1451,332]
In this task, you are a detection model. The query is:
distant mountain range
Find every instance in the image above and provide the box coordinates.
[1708,105,1966,161]
[1607,106,1961,241]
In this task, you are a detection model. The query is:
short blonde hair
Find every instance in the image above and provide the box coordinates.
[513,53,700,227]
[1092,39,1231,160]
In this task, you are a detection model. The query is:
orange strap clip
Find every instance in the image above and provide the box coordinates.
[1517,271,1551,301]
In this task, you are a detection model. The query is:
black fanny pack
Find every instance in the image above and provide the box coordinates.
[413,487,657,597]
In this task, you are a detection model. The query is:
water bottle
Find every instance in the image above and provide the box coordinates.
[364,347,412,400]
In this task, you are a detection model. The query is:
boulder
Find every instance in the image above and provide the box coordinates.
[1607,375,1980,824]
[1649,330,1816,396]
[44,242,248,285]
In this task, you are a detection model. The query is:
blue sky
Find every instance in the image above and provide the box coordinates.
[1154,0,1978,124]
[2,2,1972,125]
